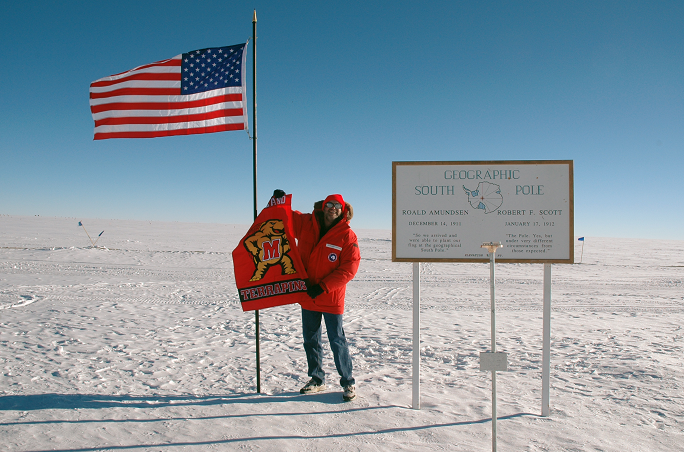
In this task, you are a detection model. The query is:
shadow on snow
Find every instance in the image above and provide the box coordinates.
[0,392,538,451]
[1,391,320,412]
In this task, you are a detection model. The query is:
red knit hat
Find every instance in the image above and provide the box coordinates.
[324,194,345,212]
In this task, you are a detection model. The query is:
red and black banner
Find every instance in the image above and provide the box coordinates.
[232,194,309,311]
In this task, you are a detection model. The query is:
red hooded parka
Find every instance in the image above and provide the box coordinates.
[292,200,360,314]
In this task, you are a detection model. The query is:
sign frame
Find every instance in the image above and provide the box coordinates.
[392,160,574,264]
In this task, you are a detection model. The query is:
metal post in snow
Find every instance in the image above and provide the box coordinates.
[78,221,95,247]
[542,263,552,416]
[93,231,105,247]
[489,245,498,452]
[481,242,503,452]
[412,261,420,409]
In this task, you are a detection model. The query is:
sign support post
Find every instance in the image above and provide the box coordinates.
[412,262,421,410]
[542,263,552,416]
[481,242,504,452]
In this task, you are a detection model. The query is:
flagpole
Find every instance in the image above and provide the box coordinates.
[252,9,261,394]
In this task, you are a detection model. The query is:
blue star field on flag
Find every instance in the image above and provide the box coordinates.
[181,44,245,94]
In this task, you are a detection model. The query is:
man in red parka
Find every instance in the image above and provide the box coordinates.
[275,190,361,401]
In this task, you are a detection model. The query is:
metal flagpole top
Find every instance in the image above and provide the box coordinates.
[481,242,503,254]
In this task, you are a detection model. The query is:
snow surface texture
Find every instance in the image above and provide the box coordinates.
[1,215,682,451]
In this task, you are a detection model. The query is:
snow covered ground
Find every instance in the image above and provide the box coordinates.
[1,215,682,451]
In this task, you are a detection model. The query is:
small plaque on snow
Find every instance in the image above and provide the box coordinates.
[480,352,508,371]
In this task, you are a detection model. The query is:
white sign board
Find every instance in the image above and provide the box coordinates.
[393,161,574,263]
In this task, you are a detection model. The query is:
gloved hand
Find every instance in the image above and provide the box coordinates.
[306,284,324,299]
[273,189,286,198]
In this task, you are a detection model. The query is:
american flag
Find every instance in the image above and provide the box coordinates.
[90,43,248,140]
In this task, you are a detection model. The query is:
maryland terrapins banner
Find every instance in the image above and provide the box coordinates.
[232,194,309,311]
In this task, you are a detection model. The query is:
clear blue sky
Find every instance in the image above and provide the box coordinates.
[1,1,682,239]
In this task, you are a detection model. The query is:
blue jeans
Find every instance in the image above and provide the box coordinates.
[301,308,355,387]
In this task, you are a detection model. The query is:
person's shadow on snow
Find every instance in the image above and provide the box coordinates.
[0,390,374,412]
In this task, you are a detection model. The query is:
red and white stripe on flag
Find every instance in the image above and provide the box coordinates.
[89,43,248,140]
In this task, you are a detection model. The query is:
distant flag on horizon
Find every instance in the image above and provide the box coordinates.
[578,237,585,241]
[89,43,249,140]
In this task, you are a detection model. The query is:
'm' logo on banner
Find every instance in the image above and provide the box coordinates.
[244,219,298,281]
